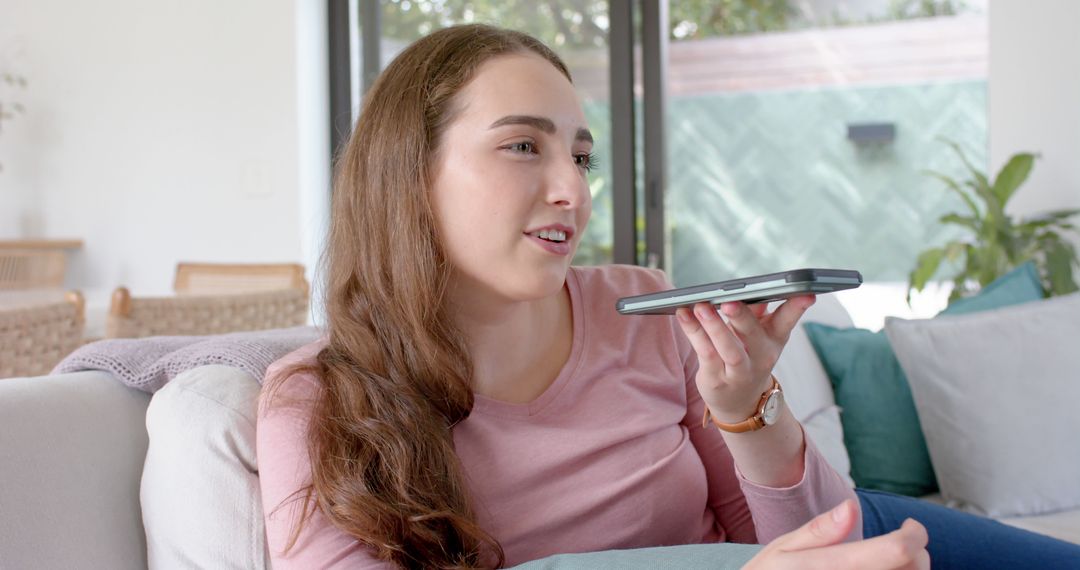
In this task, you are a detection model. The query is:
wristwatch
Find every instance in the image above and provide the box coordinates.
[702,376,784,433]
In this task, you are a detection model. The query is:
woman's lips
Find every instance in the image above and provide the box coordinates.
[525,233,571,256]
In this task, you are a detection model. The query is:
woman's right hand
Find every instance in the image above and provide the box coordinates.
[744,499,930,570]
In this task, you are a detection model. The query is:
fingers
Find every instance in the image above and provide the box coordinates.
[771,499,858,552]
[749,302,769,319]
[675,307,725,377]
[791,518,929,570]
[676,304,748,376]
[751,502,929,570]
[676,304,750,374]
[764,294,816,343]
[718,301,771,360]
[909,546,931,570]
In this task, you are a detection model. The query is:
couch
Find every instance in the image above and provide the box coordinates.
[1,295,1078,569]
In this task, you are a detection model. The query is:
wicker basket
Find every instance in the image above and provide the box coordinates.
[0,291,85,378]
[105,287,310,339]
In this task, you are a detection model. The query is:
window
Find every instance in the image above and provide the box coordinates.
[665,1,989,288]
[330,0,990,324]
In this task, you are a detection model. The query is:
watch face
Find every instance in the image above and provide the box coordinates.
[762,391,783,425]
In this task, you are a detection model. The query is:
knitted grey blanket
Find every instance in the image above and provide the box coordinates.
[52,326,322,393]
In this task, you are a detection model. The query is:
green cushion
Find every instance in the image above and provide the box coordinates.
[803,261,1044,496]
[804,323,938,496]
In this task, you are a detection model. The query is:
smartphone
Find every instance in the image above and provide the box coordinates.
[615,268,863,316]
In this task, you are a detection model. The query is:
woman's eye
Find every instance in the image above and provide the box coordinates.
[575,152,598,173]
[507,141,536,154]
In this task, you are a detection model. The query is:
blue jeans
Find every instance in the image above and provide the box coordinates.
[857,488,1080,569]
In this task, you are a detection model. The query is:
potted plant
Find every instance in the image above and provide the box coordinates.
[908,139,1080,303]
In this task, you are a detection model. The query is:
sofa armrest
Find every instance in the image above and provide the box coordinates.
[0,372,151,570]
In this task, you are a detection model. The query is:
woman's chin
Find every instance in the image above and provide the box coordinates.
[451,263,567,303]
[499,262,570,301]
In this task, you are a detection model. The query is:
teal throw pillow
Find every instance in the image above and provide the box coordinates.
[804,323,938,496]
[939,261,1044,316]
[803,261,1045,496]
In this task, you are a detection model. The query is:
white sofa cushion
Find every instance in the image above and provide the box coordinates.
[140,365,269,569]
[0,371,151,570]
[885,293,1080,518]
[1000,508,1080,546]
[920,493,1080,546]
[773,294,855,486]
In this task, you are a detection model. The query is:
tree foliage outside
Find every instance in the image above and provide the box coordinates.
[379,0,983,48]
[380,0,609,48]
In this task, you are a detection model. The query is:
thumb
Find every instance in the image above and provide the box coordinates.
[771,499,858,552]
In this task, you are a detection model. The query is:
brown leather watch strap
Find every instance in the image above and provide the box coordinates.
[701,376,782,433]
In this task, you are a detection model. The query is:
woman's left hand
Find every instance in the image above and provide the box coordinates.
[675,295,816,424]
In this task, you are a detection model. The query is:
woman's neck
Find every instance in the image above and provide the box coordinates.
[450,278,573,403]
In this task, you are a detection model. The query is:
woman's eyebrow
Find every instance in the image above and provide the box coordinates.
[489,114,593,144]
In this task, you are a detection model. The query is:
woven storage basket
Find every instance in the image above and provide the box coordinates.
[0,292,85,378]
[106,287,309,339]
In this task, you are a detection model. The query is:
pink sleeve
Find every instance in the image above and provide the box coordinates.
[680,348,759,544]
[256,370,395,570]
[676,320,861,546]
[734,429,862,544]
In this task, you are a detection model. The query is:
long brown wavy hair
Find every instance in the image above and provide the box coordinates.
[267,24,571,569]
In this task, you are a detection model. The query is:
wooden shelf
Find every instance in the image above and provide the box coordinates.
[0,239,84,251]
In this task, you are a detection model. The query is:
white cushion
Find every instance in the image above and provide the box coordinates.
[921,493,1080,546]
[885,293,1080,518]
[999,508,1080,546]
[773,294,854,486]
[0,371,151,570]
[140,365,269,569]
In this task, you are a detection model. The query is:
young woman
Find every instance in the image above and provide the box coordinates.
[257,24,1074,569]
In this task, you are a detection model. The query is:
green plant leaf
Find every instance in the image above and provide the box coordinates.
[908,247,945,303]
[939,136,1004,220]
[970,246,999,286]
[943,240,967,262]
[964,179,1003,219]
[923,169,980,218]
[939,213,978,232]
[1045,240,1079,295]
[1026,209,1080,226]
[942,138,991,195]
[1018,218,1064,232]
[991,152,1036,206]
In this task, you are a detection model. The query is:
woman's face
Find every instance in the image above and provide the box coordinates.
[431,52,594,303]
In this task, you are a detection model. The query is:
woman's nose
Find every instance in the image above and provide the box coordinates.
[545,157,589,208]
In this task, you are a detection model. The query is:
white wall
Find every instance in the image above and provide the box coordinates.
[989,0,1080,219]
[0,0,329,332]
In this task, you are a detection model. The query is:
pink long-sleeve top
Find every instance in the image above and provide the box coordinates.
[257,264,859,568]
